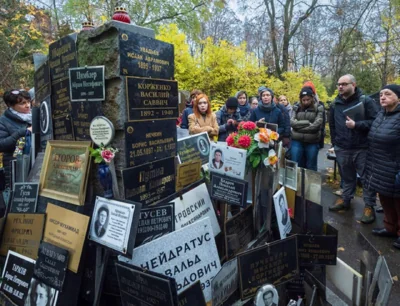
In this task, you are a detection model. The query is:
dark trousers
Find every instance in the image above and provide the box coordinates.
[379,194,400,237]
[334,146,376,207]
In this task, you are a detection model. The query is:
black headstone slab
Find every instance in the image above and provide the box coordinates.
[119,30,174,79]
[33,242,69,292]
[0,251,35,305]
[115,262,179,306]
[53,114,74,141]
[69,66,105,102]
[51,78,72,117]
[49,33,78,81]
[135,203,175,247]
[34,60,51,103]
[123,156,175,206]
[125,77,178,121]
[125,120,177,167]
[225,205,254,258]
[10,183,39,213]
[297,228,338,266]
[178,281,206,306]
[177,132,210,165]
[286,265,325,301]
[237,235,298,300]
[40,96,53,150]
[71,101,102,141]
[211,173,248,207]
[27,152,45,183]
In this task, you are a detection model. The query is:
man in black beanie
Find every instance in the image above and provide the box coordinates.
[328,74,380,224]
[216,97,240,141]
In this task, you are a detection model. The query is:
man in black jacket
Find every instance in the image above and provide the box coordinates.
[328,74,379,224]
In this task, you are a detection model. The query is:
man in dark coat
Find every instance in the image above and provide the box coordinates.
[216,97,240,142]
[94,207,109,238]
[328,74,379,224]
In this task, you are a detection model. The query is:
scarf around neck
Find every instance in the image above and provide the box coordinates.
[238,103,250,116]
[9,108,32,124]
[258,102,275,112]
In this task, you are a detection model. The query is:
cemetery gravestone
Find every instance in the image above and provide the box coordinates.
[10,183,39,213]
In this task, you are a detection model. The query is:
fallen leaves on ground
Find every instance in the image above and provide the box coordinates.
[338,247,345,252]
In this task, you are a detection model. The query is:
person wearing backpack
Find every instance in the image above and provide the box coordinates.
[290,87,324,171]
[328,74,379,224]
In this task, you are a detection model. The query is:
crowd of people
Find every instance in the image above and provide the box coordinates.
[1,74,399,251]
[179,75,400,250]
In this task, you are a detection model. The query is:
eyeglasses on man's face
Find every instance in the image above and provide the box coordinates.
[336,83,353,87]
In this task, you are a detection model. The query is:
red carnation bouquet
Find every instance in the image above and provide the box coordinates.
[226,121,279,169]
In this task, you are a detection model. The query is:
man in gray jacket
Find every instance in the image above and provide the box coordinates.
[328,74,379,224]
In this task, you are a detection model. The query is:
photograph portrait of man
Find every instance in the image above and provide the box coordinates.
[211,149,224,169]
[94,206,109,238]
[279,194,288,226]
[254,285,278,306]
[25,278,58,306]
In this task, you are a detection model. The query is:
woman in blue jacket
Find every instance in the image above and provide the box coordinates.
[250,87,285,135]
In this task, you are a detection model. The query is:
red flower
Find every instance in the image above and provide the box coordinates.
[242,121,256,131]
[226,135,235,146]
[238,135,251,148]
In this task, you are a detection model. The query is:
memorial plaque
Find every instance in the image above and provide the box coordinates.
[34,60,51,103]
[178,281,206,306]
[212,258,238,306]
[297,233,337,266]
[135,203,175,247]
[238,235,298,300]
[49,34,78,81]
[71,101,102,141]
[119,218,221,302]
[10,183,39,213]
[125,120,176,167]
[0,251,35,305]
[40,96,53,150]
[209,144,246,180]
[225,206,254,258]
[211,173,248,207]
[51,78,72,116]
[116,263,179,306]
[27,152,45,183]
[53,114,74,141]
[26,278,58,306]
[89,197,142,255]
[172,183,220,236]
[123,156,175,206]
[177,132,210,165]
[69,66,105,102]
[43,203,90,273]
[126,77,178,121]
[34,242,69,291]
[0,213,45,259]
[39,140,91,206]
[119,30,174,79]
[176,160,201,191]
[90,116,115,147]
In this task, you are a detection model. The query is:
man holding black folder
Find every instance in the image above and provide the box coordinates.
[328,74,379,224]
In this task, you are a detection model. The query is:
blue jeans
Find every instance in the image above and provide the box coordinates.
[290,140,319,171]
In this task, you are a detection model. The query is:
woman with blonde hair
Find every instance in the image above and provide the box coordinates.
[188,94,219,137]
[278,95,293,117]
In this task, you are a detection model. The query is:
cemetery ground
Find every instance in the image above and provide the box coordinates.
[318,146,400,305]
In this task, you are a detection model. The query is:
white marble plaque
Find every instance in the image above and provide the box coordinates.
[89,196,136,254]
[119,217,221,302]
[209,144,246,180]
[172,183,221,236]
